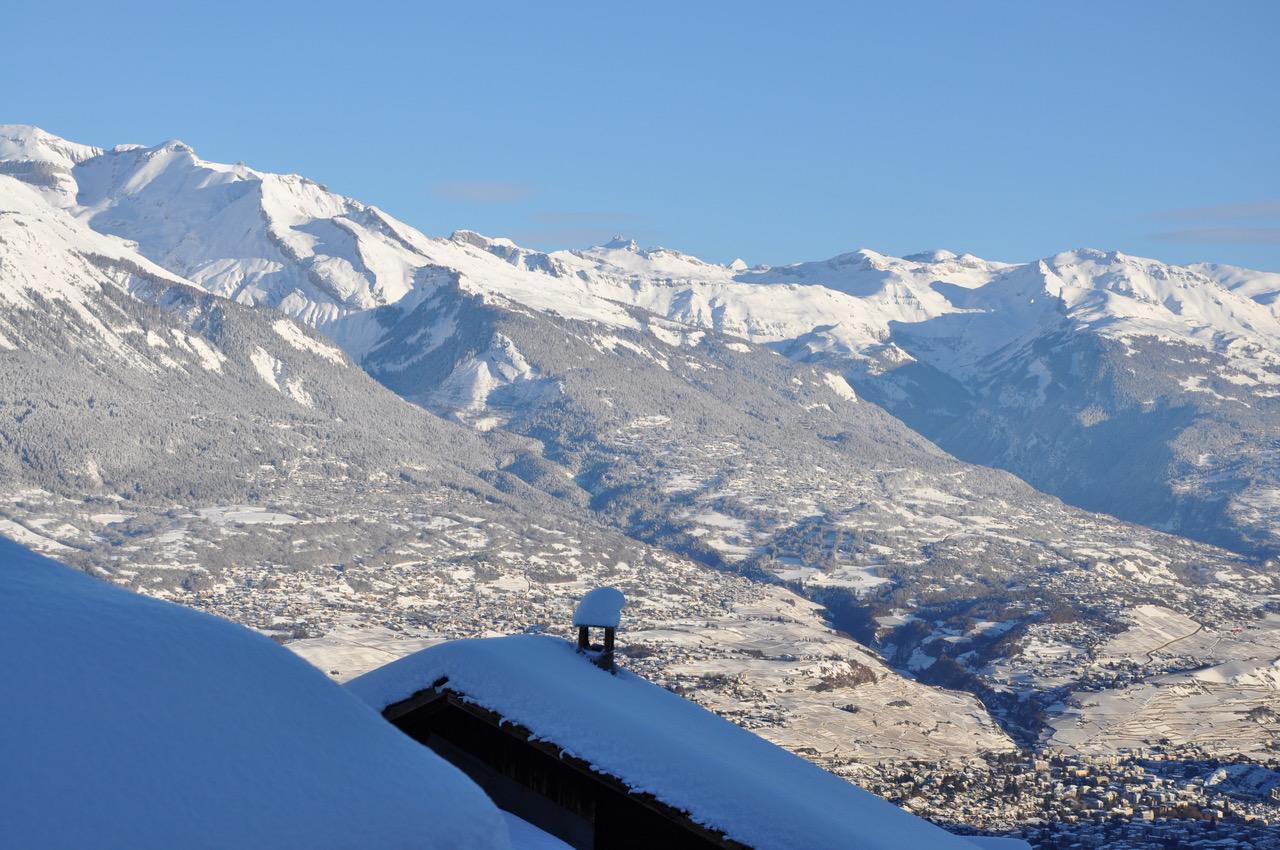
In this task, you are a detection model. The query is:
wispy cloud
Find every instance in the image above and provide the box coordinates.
[432,180,534,204]
[1153,199,1280,222]
[1152,227,1280,245]
[1148,198,1280,244]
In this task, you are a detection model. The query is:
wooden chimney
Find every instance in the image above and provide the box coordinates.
[572,587,625,672]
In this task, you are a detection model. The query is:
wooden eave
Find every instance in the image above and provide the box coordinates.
[382,681,750,850]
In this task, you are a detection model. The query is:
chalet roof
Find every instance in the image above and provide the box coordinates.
[348,634,990,850]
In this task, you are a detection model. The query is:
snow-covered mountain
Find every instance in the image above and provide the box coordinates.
[458,239,1280,556]
[5,123,1275,555]
[3,124,1280,785]
[0,169,498,499]
[0,162,1024,770]
[10,123,1275,369]
[870,249,1280,555]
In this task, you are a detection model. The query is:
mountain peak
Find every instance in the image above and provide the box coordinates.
[0,125,105,204]
[904,249,958,263]
[1049,247,1119,266]
[602,235,640,252]
[156,139,195,154]
[848,248,895,269]
[0,124,103,168]
[451,229,517,250]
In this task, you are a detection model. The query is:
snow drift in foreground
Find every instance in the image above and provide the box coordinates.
[0,538,510,850]
[350,634,1000,850]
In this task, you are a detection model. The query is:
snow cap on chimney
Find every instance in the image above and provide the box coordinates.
[573,587,624,628]
[573,587,624,672]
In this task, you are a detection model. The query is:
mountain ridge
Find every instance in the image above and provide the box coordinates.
[5,122,1280,781]
[4,124,1272,556]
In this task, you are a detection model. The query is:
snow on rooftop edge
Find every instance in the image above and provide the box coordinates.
[572,585,624,627]
[0,538,510,850]
[348,634,990,850]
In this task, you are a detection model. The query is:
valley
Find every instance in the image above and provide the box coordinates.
[2,123,1279,846]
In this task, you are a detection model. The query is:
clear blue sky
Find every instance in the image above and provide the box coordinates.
[6,1,1279,270]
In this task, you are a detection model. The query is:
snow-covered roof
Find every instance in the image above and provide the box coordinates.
[572,586,624,627]
[0,539,510,850]
[349,635,989,850]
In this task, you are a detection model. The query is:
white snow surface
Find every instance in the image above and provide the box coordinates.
[572,586,625,627]
[501,812,573,850]
[0,175,186,313]
[900,249,1280,379]
[272,317,346,363]
[4,125,1278,387]
[348,635,987,850]
[0,124,103,203]
[0,538,510,850]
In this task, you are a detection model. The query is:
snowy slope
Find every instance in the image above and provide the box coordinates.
[7,124,1276,378]
[0,169,506,507]
[0,158,1026,774]
[0,126,993,360]
[898,249,1280,380]
[2,124,1280,819]
[449,233,983,358]
[0,537,509,850]
[350,635,995,850]
[6,123,1276,553]
[0,173,194,355]
[72,141,428,325]
[452,234,1280,382]
[1193,261,1280,321]
[874,250,1280,555]
[0,124,103,204]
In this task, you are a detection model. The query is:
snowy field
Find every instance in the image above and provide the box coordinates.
[1045,610,1280,755]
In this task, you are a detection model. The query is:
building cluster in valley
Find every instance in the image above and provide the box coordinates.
[7,485,1280,849]
[855,748,1280,848]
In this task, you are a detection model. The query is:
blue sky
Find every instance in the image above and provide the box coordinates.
[6,1,1278,269]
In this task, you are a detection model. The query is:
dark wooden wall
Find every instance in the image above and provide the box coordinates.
[389,694,737,850]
